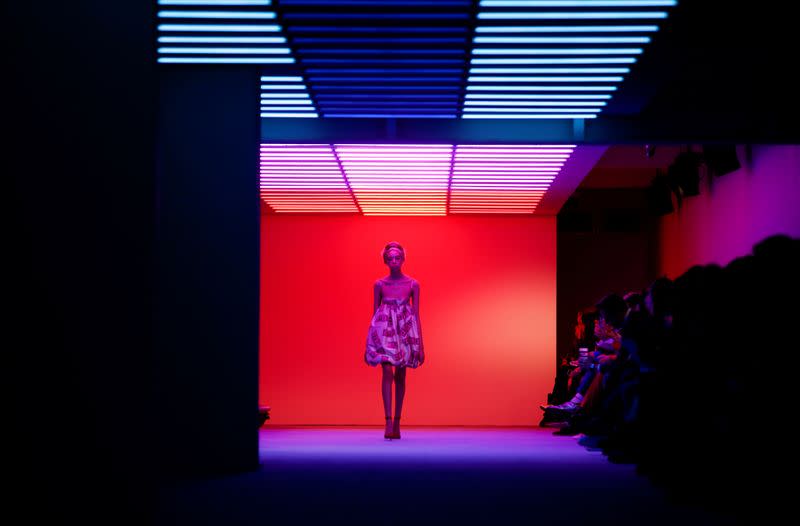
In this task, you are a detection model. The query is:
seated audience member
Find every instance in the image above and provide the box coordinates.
[542,294,626,413]
[540,309,597,414]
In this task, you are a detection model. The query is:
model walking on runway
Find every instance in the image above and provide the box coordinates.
[364,241,425,440]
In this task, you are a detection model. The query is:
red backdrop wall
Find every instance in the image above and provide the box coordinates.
[260,214,556,425]
[658,145,800,278]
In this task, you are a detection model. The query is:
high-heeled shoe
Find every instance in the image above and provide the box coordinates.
[384,416,393,440]
[389,416,401,439]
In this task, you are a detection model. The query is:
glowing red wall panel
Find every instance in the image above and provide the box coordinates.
[659,145,800,278]
[260,214,556,425]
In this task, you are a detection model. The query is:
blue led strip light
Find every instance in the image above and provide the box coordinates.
[260,76,319,118]
[158,1,677,119]
[156,1,292,64]
[278,1,470,5]
[464,0,677,118]
[159,1,273,5]
[279,1,470,118]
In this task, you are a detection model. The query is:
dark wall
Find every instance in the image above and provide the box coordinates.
[9,2,260,521]
[9,1,157,523]
[556,189,659,364]
[155,68,260,477]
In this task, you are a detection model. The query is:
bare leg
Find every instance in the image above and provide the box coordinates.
[393,366,407,435]
[381,363,394,434]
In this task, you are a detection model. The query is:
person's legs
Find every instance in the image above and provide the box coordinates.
[381,363,394,434]
[576,368,597,396]
[393,366,407,435]
[544,368,595,411]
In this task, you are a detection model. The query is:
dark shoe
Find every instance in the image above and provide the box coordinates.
[577,434,608,449]
[541,400,580,413]
[539,413,569,427]
[606,449,637,464]
[384,416,393,440]
[553,425,581,436]
[389,416,401,439]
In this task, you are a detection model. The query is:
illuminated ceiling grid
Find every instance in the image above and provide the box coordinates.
[156,1,678,119]
[260,143,576,215]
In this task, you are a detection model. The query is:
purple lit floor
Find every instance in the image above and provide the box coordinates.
[155,426,736,525]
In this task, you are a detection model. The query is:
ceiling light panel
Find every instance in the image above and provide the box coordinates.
[157,0,294,64]
[259,144,358,213]
[449,144,575,213]
[276,0,471,118]
[466,0,676,118]
[260,143,577,215]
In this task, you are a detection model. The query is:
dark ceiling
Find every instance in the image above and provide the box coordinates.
[579,144,680,189]
[256,0,798,144]
[602,0,797,141]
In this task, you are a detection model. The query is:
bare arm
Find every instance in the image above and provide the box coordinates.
[373,280,382,315]
[412,280,423,346]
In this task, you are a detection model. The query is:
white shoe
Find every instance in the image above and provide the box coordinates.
[544,400,580,412]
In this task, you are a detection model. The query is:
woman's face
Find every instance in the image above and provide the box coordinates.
[386,248,404,270]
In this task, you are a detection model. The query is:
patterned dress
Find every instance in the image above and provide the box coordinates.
[364,278,423,368]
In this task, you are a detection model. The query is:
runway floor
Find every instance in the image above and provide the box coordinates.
[155,426,737,525]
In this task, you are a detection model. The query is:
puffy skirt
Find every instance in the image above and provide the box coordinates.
[364,298,422,368]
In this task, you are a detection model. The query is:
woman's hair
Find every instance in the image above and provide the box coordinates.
[623,291,644,310]
[575,309,597,346]
[595,293,627,328]
[647,276,674,319]
[382,241,406,263]
[575,308,598,346]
